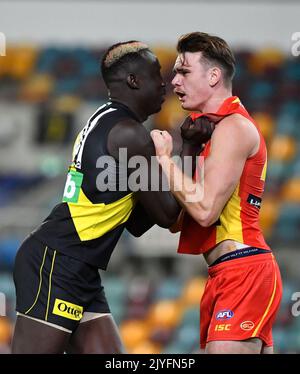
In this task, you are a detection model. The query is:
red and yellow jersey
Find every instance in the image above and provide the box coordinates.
[178,96,270,255]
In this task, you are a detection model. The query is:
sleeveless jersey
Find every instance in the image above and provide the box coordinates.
[33,101,137,269]
[178,96,270,255]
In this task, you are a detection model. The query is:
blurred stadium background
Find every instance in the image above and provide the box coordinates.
[0,0,300,354]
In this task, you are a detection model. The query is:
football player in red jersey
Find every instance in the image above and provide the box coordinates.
[151,32,282,354]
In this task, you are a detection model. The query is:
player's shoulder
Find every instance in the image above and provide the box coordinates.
[210,113,260,157]
[218,113,252,127]
[108,118,153,159]
[111,118,151,145]
[214,113,259,139]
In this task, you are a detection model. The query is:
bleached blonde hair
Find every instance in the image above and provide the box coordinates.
[102,41,149,68]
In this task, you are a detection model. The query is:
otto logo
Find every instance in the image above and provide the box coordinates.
[53,298,83,321]
[216,309,234,320]
[240,321,254,331]
[215,324,231,331]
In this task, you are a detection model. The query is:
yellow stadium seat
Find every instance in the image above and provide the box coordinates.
[0,317,12,344]
[131,340,162,354]
[53,95,81,112]
[9,45,38,80]
[252,112,275,143]
[259,196,280,236]
[19,73,54,102]
[180,276,206,307]
[248,48,285,75]
[269,135,297,162]
[120,319,150,350]
[152,46,177,76]
[147,300,182,329]
[0,46,14,77]
[281,178,300,202]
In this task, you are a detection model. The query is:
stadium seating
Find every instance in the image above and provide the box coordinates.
[0,44,300,353]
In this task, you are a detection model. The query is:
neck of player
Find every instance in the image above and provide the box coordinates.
[199,87,232,113]
[108,94,149,123]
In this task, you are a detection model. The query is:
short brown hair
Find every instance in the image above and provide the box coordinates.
[177,32,236,84]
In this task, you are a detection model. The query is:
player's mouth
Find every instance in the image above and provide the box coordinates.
[175,90,186,101]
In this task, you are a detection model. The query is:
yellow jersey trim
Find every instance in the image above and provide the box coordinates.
[25,246,48,315]
[45,250,56,321]
[216,183,243,244]
[261,160,267,182]
[67,189,136,241]
[251,255,277,337]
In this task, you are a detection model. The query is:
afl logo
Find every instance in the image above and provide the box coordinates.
[240,321,255,330]
[216,310,234,320]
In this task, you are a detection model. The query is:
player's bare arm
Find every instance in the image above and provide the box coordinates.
[108,118,181,229]
[124,202,154,237]
[167,115,215,232]
[151,113,260,227]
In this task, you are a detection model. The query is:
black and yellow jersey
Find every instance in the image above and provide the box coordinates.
[33,101,138,269]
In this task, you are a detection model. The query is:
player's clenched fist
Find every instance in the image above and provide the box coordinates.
[151,130,173,157]
[180,115,215,147]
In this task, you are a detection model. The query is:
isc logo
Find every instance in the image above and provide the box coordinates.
[216,309,234,320]
[215,324,231,331]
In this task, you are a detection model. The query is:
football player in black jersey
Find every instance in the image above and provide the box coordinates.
[12,41,214,353]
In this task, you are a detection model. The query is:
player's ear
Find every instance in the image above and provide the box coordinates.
[127,74,139,89]
[209,67,221,87]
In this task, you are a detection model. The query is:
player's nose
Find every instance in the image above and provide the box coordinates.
[171,74,180,87]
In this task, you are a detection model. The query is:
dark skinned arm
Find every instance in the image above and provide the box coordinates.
[180,115,215,175]
[125,202,154,237]
[107,118,180,230]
